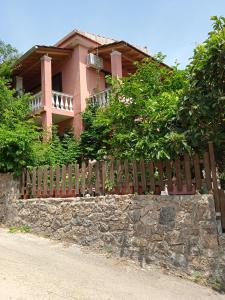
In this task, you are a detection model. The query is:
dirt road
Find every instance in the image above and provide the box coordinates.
[0,228,223,300]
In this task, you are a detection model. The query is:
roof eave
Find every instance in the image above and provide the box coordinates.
[14,45,38,67]
[13,45,73,76]
[90,40,171,69]
[90,41,150,57]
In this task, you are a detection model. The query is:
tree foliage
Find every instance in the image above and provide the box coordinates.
[0,79,39,173]
[79,105,109,159]
[31,129,80,166]
[0,40,19,78]
[87,56,188,160]
[0,40,39,173]
[178,16,225,169]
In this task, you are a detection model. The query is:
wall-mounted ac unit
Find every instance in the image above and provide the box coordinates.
[87,53,103,70]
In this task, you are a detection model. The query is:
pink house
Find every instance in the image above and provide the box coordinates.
[13,30,150,137]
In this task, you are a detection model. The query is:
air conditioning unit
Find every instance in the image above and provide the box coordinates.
[87,53,103,70]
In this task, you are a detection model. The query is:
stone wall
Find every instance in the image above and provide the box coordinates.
[0,173,19,223]
[0,172,224,289]
[4,193,225,288]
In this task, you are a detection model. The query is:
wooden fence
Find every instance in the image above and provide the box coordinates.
[20,142,225,230]
[20,142,218,197]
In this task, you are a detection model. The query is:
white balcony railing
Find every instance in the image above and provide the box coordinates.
[31,91,73,113]
[52,91,73,111]
[31,91,43,111]
[88,88,110,107]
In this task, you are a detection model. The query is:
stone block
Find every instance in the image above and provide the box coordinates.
[159,206,176,225]
[170,253,188,268]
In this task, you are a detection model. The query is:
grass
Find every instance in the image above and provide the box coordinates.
[208,277,223,292]
[8,225,31,233]
[193,271,205,284]
[104,244,113,258]
[192,272,224,292]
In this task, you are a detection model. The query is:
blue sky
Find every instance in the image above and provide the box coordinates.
[1,0,225,68]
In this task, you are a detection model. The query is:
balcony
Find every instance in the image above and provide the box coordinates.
[88,88,110,107]
[31,91,73,113]
[52,91,73,111]
[31,91,42,111]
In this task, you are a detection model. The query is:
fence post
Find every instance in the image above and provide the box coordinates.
[20,169,25,199]
[208,142,220,211]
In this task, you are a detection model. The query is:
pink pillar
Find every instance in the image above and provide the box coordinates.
[72,46,89,138]
[110,50,122,78]
[41,55,52,139]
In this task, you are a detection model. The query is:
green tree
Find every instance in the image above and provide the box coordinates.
[0,40,39,173]
[91,56,188,160]
[178,16,225,170]
[0,79,39,173]
[0,39,19,78]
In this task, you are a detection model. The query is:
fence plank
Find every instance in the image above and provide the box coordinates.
[175,157,182,191]
[49,166,54,196]
[37,167,43,197]
[68,164,73,195]
[43,166,48,197]
[109,158,115,192]
[26,170,31,197]
[75,164,80,196]
[166,160,173,192]
[117,160,123,194]
[23,171,26,197]
[124,159,130,193]
[132,161,138,193]
[149,161,155,192]
[32,168,37,197]
[55,165,61,197]
[208,142,220,211]
[87,161,93,195]
[95,161,100,195]
[140,160,146,193]
[20,169,25,198]
[157,161,164,190]
[203,152,212,191]
[193,154,202,189]
[61,165,66,196]
[102,161,106,194]
[81,162,86,195]
[184,154,192,192]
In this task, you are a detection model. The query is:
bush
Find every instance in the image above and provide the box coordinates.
[31,129,80,166]
[79,105,109,160]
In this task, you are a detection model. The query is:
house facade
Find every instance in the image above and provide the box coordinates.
[13,30,150,137]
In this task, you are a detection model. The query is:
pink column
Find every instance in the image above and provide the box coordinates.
[41,55,52,139]
[72,46,89,138]
[110,50,122,78]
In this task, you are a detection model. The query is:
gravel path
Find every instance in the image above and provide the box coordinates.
[0,228,223,300]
